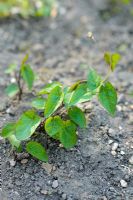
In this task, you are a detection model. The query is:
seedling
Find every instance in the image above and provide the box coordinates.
[5,54,35,100]
[1,52,121,162]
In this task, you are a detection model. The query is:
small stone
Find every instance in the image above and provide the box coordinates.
[108,139,113,145]
[120,179,127,188]
[41,190,48,195]
[21,159,28,164]
[120,151,125,155]
[52,166,56,171]
[129,156,133,165]
[42,163,53,173]
[112,142,119,151]
[111,150,117,156]
[9,159,16,167]
[62,193,67,200]
[52,180,58,189]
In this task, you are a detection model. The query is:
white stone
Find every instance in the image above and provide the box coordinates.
[111,150,117,156]
[42,163,53,173]
[120,180,127,188]
[52,180,58,188]
[41,190,48,195]
[129,156,133,165]
[112,143,119,151]
[9,159,16,167]
[21,159,28,164]
[120,151,125,155]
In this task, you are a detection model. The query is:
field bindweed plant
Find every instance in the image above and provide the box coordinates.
[5,54,35,100]
[1,52,121,162]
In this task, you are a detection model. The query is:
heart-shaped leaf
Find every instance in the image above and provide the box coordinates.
[45,116,63,138]
[26,141,48,162]
[98,82,117,116]
[68,106,86,128]
[59,120,77,149]
[21,64,35,90]
[44,86,64,118]
[15,110,41,141]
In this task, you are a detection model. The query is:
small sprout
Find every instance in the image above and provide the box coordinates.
[1,52,120,162]
[5,54,35,100]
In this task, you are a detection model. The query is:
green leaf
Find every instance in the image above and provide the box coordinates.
[21,64,34,90]
[45,116,63,138]
[111,53,121,71]
[44,86,64,118]
[68,106,86,128]
[5,83,19,97]
[87,69,102,91]
[38,82,62,95]
[104,52,121,71]
[98,82,117,116]
[60,120,77,149]
[15,110,41,141]
[8,134,20,148]
[69,83,87,106]
[26,141,48,162]
[1,122,15,138]
[5,64,17,74]
[104,52,111,65]
[68,81,81,92]
[31,97,46,110]
[21,54,29,65]
[78,91,95,103]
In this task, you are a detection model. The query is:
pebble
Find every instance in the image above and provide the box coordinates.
[21,159,28,164]
[108,139,114,145]
[129,156,133,165]
[111,150,117,156]
[9,159,16,167]
[40,190,48,195]
[52,180,58,189]
[42,163,53,173]
[120,179,127,188]
[112,143,119,151]
[62,193,67,200]
[120,151,125,155]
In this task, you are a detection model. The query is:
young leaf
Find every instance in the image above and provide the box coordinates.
[1,122,16,138]
[38,82,62,95]
[5,64,17,74]
[15,110,41,141]
[8,134,20,148]
[87,68,101,91]
[111,53,121,71]
[44,86,64,118]
[45,116,63,138]
[21,64,35,90]
[31,97,46,110]
[69,83,87,106]
[78,91,95,103]
[60,120,77,149]
[5,83,19,97]
[21,54,29,65]
[104,52,121,71]
[26,141,48,162]
[68,81,81,92]
[104,52,111,65]
[68,106,86,128]
[98,82,117,116]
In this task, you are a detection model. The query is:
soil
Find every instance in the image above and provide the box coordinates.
[0,0,133,200]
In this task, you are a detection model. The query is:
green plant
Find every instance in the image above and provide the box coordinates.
[0,0,56,18]
[1,52,121,162]
[5,54,35,100]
